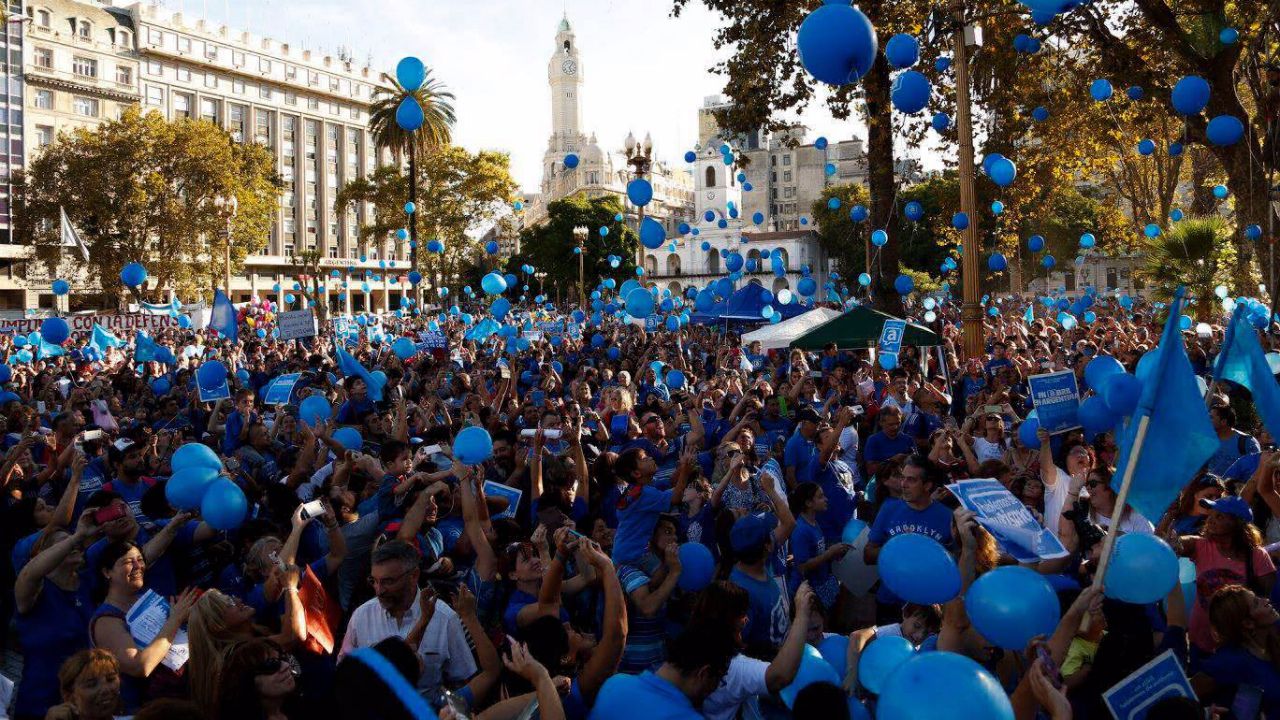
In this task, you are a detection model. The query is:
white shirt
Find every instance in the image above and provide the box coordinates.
[973,437,1007,465]
[1093,507,1155,535]
[1043,467,1073,541]
[702,654,769,720]
[339,594,478,693]
[838,426,861,470]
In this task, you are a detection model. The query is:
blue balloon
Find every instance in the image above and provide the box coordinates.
[891,70,931,114]
[858,635,915,694]
[797,277,818,297]
[818,634,850,680]
[684,150,697,163]
[1206,115,1244,146]
[850,204,869,222]
[1089,78,1113,101]
[1213,184,1229,199]
[952,212,970,230]
[1085,355,1125,390]
[392,337,416,360]
[625,287,655,318]
[40,317,69,345]
[904,201,924,221]
[395,56,425,91]
[991,200,1004,215]
[1018,416,1041,450]
[1013,33,1031,52]
[871,229,888,247]
[1102,372,1142,416]
[171,442,223,473]
[885,33,920,69]
[481,272,507,295]
[878,652,1014,720]
[201,478,248,531]
[1219,27,1239,44]
[965,567,1060,650]
[1126,85,1144,100]
[1104,533,1178,604]
[299,394,331,428]
[1246,224,1263,240]
[879,533,961,604]
[1171,75,1210,115]
[1042,254,1056,269]
[1169,141,1184,156]
[196,360,227,390]
[858,272,871,287]
[987,157,1016,187]
[935,57,952,71]
[454,426,494,465]
[1137,138,1155,155]
[1078,395,1117,436]
[666,370,687,390]
[796,2,878,85]
[563,153,579,169]
[165,466,219,510]
[120,262,148,288]
[725,252,744,273]
[1027,234,1045,252]
[626,178,654,207]
[395,96,424,131]
[931,112,951,132]
[779,645,840,709]
[1081,232,1098,247]
[1032,106,1049,121]
[988,253,1008,272]
[333,427,363,451]
[51,279,69,296]
[676,543,714,591]
[640,217,666,249]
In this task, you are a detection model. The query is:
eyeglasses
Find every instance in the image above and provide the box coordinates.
[254,654,298,677]
[505,542,534,560]
[1085,480,1105,490]
[367,568,413,589]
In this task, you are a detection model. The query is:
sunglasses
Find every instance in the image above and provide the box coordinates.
[254,654,296,677]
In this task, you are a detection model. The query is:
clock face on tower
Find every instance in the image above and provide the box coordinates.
[561,59,578,76]
[705,190,717,200]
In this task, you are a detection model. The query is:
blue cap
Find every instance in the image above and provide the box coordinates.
[730,512,778,552]
[1200,495,1253,523]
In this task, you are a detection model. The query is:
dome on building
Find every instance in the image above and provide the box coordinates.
[558,15,571,32]
[580,133,607,164]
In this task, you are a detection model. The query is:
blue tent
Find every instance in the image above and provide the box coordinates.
[719,283,808,321]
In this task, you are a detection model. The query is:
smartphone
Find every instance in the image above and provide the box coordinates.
[421,444,444,456]
[36,401,46,415]
[499,365,511,380]
[82,428,104,442]
[1035,646,1063,689]
[299,499,326,521]
[984,405,1003,415]
[93,504,125,525]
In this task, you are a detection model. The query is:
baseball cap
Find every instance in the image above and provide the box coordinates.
[795,407,822,425]
[1199,495,1253,523]
[730,512,778,553]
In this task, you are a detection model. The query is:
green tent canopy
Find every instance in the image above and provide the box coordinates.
[789,305,942,350]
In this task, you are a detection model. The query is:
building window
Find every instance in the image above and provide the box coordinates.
[33,48,52,69]
[35,9,50,28]
[259,57,272,73]
[33,90,52,109]
[284,91,297,106]
[115,66,132,85]
[232,79,245,95]
[204,72,216,88]
[783,171,792,182]
[72,56,97,78]
[259,85,272,100]
[307,97,319,110]
[147,28,161,45]
[328,102,339,116]
[200,98,217,123]
[173,92,190,119]
[146,60,161,76]
[116,30,131,47]
[178,37,191,53]
[782,155,791,166]
[307,70,319,86]
[176,67,191,82]
[145,85,163,106]
[229,104,246,141]
[704,166,716,187]
[72,96,98,117]
[232,50,244,67]
[77,20,90,39]
[205,43,218,60]
[255,110,272,144]
[36,125,53,147]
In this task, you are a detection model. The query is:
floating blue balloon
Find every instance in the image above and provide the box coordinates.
[904,201,923,221]
[1206,115,1244,146]
[1042,254,1055,269]
[988,253,1008,272]
[1246,224,1263,240]
[891,70,931,114]
[202,478,248,531]
[40,317,69,345]
[120,262,148,288]
[798,277,818,297]
[827,197,842,210]
[1171,75,1210,115]
[1028,234,1045,252]
[1137,139,1155,155]
[894,274,914,295]
[884,33,920,69]
[1126,85,1144,100]
[1102,372,1142,416]
[51,279,69,296]
[481,272,507,295]
[858,272,871,287]
[395,56,425,91]
[987,157,1016,187]
[1031,106,1049,122]
[1089,78,1113,101]
[626,178,653,207]
[625,287,655,318]
[563,153,579,169]
[395,96,424,131]
[683,150,696,163]
[1219,27,1238,45]
[991,200,1004,215]
[796,2,878,85]
[1213,184,1229,199]
[931,112,951,132]
[871,229,888,247]
[333,427,363,451]
[850,204,869,222]
[952,212,970,230]
[639,217,666,249]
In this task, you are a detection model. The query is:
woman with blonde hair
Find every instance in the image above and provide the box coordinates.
[43,649,121,720]
[186,574,304,714]
[1202,584,1280,716]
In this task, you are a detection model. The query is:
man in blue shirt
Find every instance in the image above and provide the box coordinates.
[863,405,916,479]
[783,407,821,489]
[865,455,954,622]
[590,623,739,719]
[727,513,789,658]
[1208,403,1261,476]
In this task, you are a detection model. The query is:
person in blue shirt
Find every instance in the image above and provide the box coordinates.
[865,455,954,622]
[590,622,740,720]
[863,405,916,479]
[1202,584,1280,718]
[787,483,849,609]
[221,388,258,457]
[612,446,691,566]
[801,406,859,544]
[335,377,375,425]
[728,512,795,659]
[1207,404,1262,477]
[783,407,821,489]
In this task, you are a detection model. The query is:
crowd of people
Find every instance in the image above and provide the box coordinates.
[0,285,1278,720]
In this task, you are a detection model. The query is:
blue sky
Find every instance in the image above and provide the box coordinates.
[177,0,879,191]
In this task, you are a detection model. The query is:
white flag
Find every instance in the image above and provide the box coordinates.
[59,206,90,262]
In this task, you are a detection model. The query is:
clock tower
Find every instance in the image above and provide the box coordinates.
[547,15,584,155]
[695,144,742,224]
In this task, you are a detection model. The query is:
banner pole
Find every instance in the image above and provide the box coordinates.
[1082,413,1151,631]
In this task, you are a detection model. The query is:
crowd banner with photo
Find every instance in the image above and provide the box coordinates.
[278,309,318,340]
[1028,370,1082,434]
[1101,650,1196,720]
[947,479,1069,563]
[0,313,177,335]
[263,373,302,405]
[484,481,522,521]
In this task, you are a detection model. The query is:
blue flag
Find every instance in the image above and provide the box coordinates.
[134,332,157,363]
[90,324,123,354]
[335,345,385,402]
[210,289,238,343]
[1024,304,1034,325]
[1214,305,1280,441]
[1113,287,1218,521]
[38,338,64,358]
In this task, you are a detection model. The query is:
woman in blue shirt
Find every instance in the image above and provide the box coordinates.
[13,516,97,720]
[787,483,850,609]
[802,407,859,544]
[1202,584,1280,717]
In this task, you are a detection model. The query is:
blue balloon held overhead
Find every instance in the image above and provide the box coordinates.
[563,153,579,169]
[454,426,494,465]
[626,178,653,207]
[1171,75,1210,115]
[639,217,666,249]
[931,112,951,132]
[392,337,416,360]
[166,466,219,511]
[891,70,931,114]
[884,33,920,69]
[1103,372,1143,416]
[395,56,425,91]
[395,96,424,131]
[796,2,878,86]
[965,567,1060,650]
[1089,78,1113,101]
[1206,115,1244,146]
[201,478,248,531]
[51,279,69,296]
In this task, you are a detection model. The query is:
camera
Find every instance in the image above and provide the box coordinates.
[1061,498,1105,555]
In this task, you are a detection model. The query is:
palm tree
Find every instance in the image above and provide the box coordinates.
[1137,215,1237,321]
[367,69,455,278]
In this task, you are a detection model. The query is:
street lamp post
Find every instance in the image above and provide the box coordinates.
[623,132,654,275]
[215,195,239,298]
[573,225,588,307]
[950,4,983,358]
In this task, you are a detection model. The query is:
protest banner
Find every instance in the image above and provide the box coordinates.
[278,309,318,340]
[0,313,176,335]
[484,481,523,521]
[948,479,1068,563]
[1102,650,1196,720]
[263,373,302,405]
[1028,369,1082,434]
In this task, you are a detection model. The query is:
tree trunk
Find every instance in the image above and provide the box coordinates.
[1189,147,1216,216]
[863,44,899,314]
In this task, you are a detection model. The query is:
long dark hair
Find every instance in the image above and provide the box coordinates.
[216,638,292,720]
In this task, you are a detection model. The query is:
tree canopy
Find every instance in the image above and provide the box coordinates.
[510,194,639,295]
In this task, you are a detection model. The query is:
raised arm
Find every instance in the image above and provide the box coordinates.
[16,511,98,614]
[766,583,814,693]
[93,588,198,679]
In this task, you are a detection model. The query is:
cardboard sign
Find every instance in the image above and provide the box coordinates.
[947,479,1068,563]
[278,309,318,340]
[484,481,523,521]
[1102,650,1196,720]
[262,373,302,405]
[1029,370,1082,434]
[418,331,448,349]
